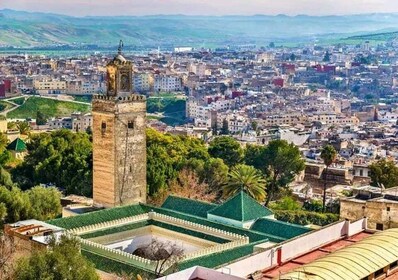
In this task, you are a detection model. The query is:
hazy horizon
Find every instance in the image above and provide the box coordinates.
[0,0,397,17]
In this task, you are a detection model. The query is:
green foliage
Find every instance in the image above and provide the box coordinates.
[0,167,13,188]
[208,136,243,167]
[0,203,6,222]
[146,128,213,196]
[0,186,61,223]
[200,158,228,191]
[244,144,266,170]
[369,159,398,189]
[320,145,337,167]
[223,164,266,202]
[35,110,47,125]
[269,196,301,211]
[303,199,323,212]
[11,97,26,105]
[274,210,339,226]
[7,97,90,119]
[261,140,305,205]
[27,186,62,220]
[0,186,31,223]
[14,235,99,280]
[147,98,186,126]
[12,130,93,196]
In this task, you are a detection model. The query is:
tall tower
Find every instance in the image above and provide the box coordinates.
[92,42,147,208]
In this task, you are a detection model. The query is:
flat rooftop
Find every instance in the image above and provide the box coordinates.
[262,231,374,279]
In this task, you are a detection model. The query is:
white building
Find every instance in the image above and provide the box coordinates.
[154,75,182,92]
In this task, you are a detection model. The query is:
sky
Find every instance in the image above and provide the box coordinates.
[0,0,397,17]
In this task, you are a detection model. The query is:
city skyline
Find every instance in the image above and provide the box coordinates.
[0,0,397,17]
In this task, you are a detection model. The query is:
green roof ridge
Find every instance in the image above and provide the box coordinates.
[207,191,273,222]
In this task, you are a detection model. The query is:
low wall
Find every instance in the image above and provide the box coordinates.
[218,218,367,278]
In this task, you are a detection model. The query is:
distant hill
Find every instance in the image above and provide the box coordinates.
[1,9,398,48]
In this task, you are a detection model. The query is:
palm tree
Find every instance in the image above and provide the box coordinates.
[223,164,266,202]
[320,145,337,212]
[16,121,31,135]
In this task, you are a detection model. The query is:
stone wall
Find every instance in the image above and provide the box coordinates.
[340,198,398,230]
[92,95,146,207]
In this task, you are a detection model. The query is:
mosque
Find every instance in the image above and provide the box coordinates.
[7,46,398,280]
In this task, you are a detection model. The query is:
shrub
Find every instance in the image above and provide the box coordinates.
[274,210,339,226]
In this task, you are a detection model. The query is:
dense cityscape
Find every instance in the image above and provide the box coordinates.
[2,1,398,280]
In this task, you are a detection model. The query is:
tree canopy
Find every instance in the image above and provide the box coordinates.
[208,136,243,167]
[245,140,305,205]
[12,130,92,196]
[14,235,99,280]
[0,186,61,224]
[369,159,398,189]
[223,164,266,202]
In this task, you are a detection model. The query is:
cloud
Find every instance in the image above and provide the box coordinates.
[0,0,397,16]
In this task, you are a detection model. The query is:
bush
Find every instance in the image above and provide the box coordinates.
[274,210,339,226]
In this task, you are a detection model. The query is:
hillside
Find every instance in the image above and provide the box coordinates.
[1,9,398,48]
[7,97,91,119]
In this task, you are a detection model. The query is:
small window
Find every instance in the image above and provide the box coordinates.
[376,223,384,231]
[101,121,106,135]
[387,207,391,212]
[129,165,132,172]
[128,121,134,129]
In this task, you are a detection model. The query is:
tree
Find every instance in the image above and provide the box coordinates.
[14,235,99,280]
[201,158,229,192]
[251,121,258,131]
[26,186,62,221]
[221,119,229,135]
[146,128,213,196]
[262,140,305,206]
[223,164,266,202]
[269,42,275,48]
[369,159,398,190]
[244,144,266,170]
[0,168,13,189]
[289,53,296,61]
[35,111,47,125]
[15,121,31,135]
[0,186,61,224]
[270,196,301,211]
[320,145,337,212]
[149,168,216,206]
[0,186,32,223]
[208,136,243,167]
[133,239,183,277]
[12,130,93,196]
[323,51,331,62]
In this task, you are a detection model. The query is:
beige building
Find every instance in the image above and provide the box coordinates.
[340,186,398,230]
[34,80,66,94]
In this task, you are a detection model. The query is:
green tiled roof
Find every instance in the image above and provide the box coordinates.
[48,204,147,229]
[7,138,27,152]
[207,191,273,222]
[161,195,216,218]
[250,218,312,240]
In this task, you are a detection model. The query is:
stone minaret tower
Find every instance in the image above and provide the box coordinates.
[92,41,146,208]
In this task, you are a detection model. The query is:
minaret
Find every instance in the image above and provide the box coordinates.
[92,41,147,208]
